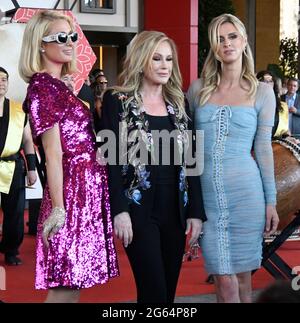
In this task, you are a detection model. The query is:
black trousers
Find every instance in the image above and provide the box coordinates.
[0,169,25,257]
[125,183,186,303]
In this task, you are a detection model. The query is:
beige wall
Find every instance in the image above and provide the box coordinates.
[232,0,280,72]
[255,0,280,72]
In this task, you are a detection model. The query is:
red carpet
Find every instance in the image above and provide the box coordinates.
[1,212,300,302]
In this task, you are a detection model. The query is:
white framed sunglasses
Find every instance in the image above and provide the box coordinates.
[42,32,78,44]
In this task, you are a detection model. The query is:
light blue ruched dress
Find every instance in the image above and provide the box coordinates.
[187,81,277,275]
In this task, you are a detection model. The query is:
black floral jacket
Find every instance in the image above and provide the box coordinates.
[100,90,206,226]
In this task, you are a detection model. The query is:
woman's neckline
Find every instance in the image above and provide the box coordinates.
[145,113,169,117]
[36,71,59,79]
[206,102,255,109]
[35,72,73,91]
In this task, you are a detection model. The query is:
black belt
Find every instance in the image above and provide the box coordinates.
[0,153,21,162]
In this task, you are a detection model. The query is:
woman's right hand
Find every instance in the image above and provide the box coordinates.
[114,212,133,247]
[264,205,279,237]
[42,207,66,247]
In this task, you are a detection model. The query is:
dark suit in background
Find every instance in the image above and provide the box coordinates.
[281,93,300,136]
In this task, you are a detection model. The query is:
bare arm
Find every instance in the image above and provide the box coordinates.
[41,123,64,208]
[22,121,35,155]
[22,121,37,186]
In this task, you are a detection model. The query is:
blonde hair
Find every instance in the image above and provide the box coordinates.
[199,13,258,106]
[113,30,186,120]
[19,10,77,83]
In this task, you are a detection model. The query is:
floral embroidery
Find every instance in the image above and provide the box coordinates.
[125,188,142,205]
[167,105,175,115]
[121,164,129,177]
[136,164,151,190]
[117,92,189,205]
[183,191,188,207]
[179,166,187,191]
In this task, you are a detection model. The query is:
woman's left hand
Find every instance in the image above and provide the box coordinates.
[264,205,279,237]
[27,170,37,186]
[186,218,203,247]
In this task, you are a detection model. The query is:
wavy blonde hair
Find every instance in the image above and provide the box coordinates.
[112,30,186,120]
[199,13,258,106]
[19,10,77,83]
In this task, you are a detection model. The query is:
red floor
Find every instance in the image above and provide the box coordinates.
[1,211,300,303]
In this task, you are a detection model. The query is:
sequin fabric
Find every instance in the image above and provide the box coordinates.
[23,73,119,289]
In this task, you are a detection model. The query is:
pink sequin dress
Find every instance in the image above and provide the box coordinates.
[23,73,119,289]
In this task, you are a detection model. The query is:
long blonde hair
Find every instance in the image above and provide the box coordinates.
[19,10,77,83]
[199,13,258,106]
[113,30,186,120]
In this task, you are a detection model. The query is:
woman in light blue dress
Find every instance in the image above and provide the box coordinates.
[187,14,279,303]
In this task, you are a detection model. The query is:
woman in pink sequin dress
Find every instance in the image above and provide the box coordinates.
[19,11,118,302]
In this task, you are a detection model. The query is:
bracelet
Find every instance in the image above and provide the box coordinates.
[25,154,36,171]
[51,207,65,215]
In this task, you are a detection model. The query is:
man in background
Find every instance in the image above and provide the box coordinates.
[0,66,36,265]
[281,77,300,136]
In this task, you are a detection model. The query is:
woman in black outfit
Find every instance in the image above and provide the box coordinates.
[101,31,206,303]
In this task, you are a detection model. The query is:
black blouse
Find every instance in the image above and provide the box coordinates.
[146,114,178,184]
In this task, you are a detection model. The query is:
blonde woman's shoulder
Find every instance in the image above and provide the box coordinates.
[255,81,276,111]
[187,78,203,105]
[256,81,272,96]
[188,78,203,93]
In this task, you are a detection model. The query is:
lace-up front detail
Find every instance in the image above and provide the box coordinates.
[190,82,277,275]
[211,106,232,273]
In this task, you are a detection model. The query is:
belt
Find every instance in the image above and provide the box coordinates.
[0,153,21,162]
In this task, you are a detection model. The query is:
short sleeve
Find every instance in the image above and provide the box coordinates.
[23,74,65,141]
[255,82,276,127]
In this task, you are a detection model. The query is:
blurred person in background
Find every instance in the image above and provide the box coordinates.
[94,74,108,118]
[0,66,37,265]
[281,77,300,136]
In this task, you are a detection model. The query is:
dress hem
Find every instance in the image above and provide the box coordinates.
[35,272,119,290]
[205,261,261,275]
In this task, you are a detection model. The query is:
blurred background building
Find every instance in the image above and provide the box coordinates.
[0,0,299,88]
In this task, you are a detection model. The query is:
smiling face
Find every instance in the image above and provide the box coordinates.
[217,22,246,64]
[41,19,75,68]
[143,40,173,86]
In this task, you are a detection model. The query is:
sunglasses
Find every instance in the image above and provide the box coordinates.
[99,81,108,84]
[42,32,78,44]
